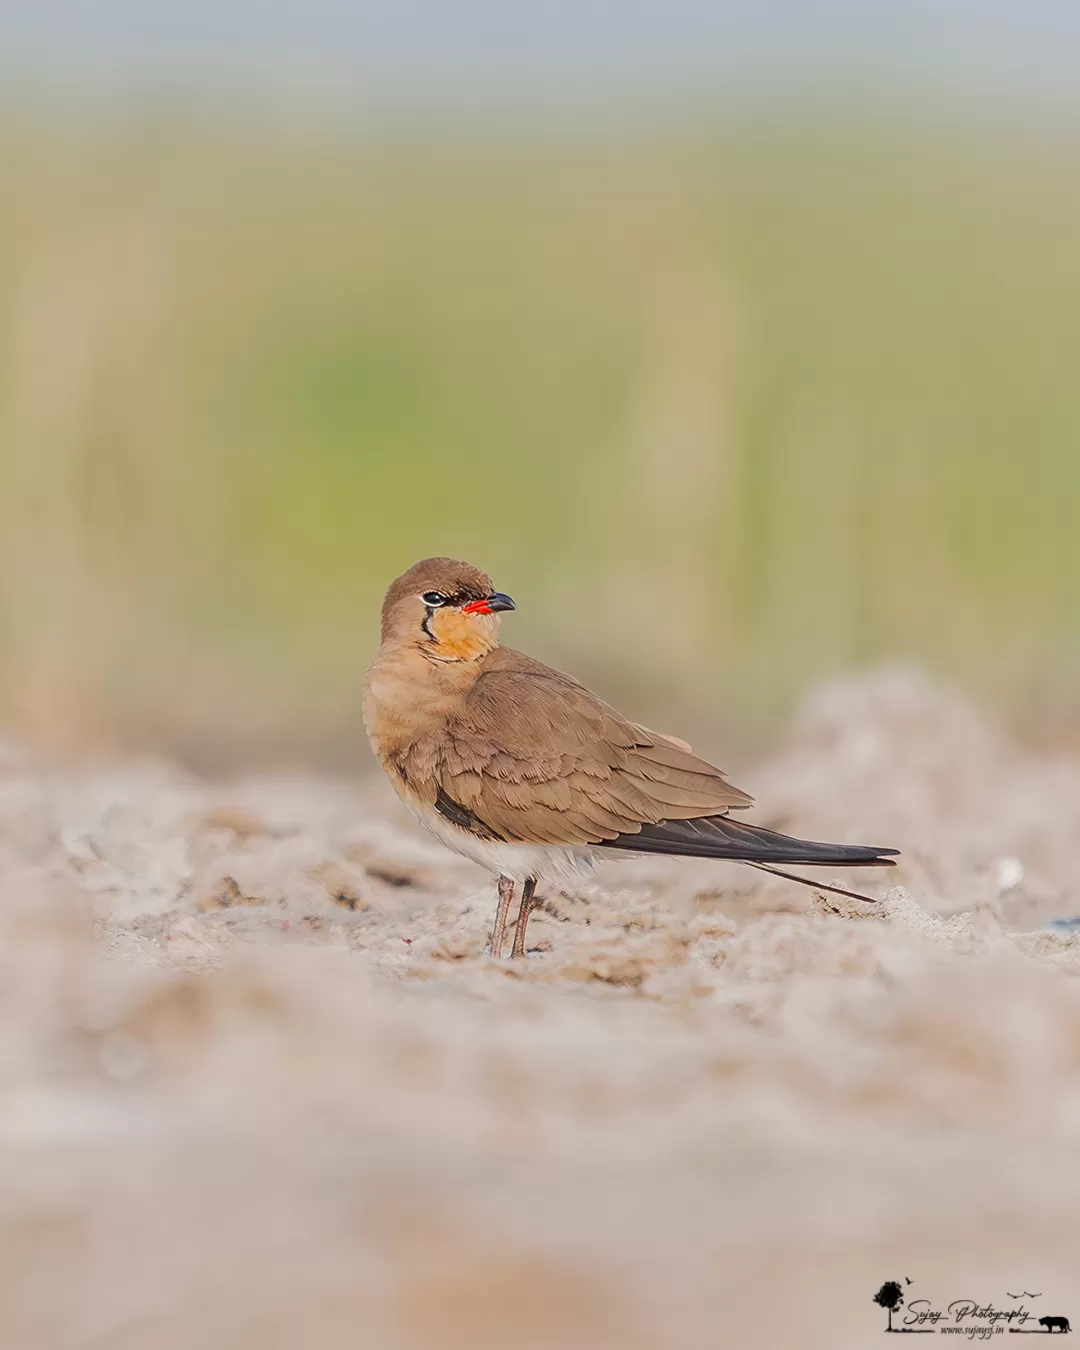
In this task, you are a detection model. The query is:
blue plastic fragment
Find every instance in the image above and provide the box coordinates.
[1045,917,1080,935]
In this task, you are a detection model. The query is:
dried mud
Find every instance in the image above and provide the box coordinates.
[1,667,1079,1349]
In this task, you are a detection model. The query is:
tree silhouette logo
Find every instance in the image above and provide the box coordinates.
[874,1282,905,1333]
[872,1280,933,1333]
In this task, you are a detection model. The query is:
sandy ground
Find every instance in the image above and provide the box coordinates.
[2,666,1080,1349]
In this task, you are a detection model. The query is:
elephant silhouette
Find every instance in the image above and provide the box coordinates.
[1039,1316,1071,1333]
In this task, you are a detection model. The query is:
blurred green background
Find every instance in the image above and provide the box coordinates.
[2,89,1079,766]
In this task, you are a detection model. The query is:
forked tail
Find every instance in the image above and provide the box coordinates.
[598,815,899,903]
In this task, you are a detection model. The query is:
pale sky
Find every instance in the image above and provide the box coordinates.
[1,1,1078,113]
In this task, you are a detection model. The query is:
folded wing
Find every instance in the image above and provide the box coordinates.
[396,648,753,847]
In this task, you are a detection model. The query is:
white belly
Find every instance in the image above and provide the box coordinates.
[403,797,599,890]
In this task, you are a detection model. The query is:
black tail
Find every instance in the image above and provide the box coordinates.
[597,815,899,868]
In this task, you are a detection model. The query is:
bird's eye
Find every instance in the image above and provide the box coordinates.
[421,591,448,607]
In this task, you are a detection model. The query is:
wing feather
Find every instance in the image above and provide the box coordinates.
[395,648,753,846]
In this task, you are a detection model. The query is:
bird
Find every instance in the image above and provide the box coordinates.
[364,557,899,958]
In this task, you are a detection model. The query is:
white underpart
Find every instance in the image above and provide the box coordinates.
[403,798,600,890]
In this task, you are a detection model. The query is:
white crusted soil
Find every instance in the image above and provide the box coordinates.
[1,667,1079,1349]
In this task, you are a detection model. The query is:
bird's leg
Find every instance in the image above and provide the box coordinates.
[490,875,514,958]
[510,877,539,958]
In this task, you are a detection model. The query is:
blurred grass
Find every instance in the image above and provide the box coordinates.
[1,111,1079,766]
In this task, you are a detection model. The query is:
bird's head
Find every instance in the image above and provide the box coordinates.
[380,557,516,662]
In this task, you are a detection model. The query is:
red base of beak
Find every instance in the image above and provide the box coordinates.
[462,592,516,615]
